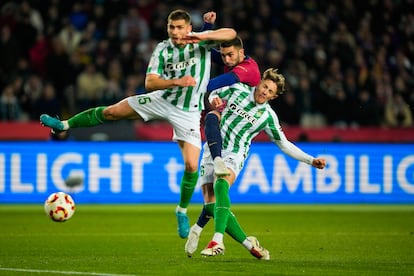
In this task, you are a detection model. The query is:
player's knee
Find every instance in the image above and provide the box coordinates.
[103,105,121,120]
[184,163,198,172]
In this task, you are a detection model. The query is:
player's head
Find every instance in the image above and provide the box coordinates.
[220,36,245,68]
[167,9,192,47]
[254,68,286,104]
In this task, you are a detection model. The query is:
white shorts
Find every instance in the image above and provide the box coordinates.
[199,143,245,185]
[127,92,202,149]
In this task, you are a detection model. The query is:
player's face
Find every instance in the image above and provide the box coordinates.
[254,79,278,104]
[167,19,192,47]
[220,46,244,68]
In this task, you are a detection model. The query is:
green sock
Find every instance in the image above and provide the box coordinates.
[205,202,215,216]
[214,178,230,234]
[68,107,107,128]
[206,202,247,243]
[178,171,198,208]
[226,211,247,243]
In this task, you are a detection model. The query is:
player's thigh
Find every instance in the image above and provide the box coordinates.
[171,110,201,149]
[221,150,243,184]
[199,145,214,188]
[104,98,141,120]
[178,140,200,172]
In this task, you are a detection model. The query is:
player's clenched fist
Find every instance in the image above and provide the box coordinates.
[203,11,216,24]
[312,158,326,169]
[178,76,196,87]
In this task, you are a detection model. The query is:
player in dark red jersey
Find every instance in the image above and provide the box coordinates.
[185,12,261,256]
[206,36,261,176]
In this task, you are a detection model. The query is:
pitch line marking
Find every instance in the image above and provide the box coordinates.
[0,267,136,276]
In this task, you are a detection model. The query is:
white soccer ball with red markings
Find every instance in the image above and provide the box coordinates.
[44,192,76,222]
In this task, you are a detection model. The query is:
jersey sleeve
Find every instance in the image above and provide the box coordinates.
[207,72,238,92]
[146,42,165,76]
[200,22,213,31]
[264,108,314,165]
[231,58,261,87]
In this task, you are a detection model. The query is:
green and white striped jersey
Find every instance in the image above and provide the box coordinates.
[210,82,314,164]
[147,38,216,112]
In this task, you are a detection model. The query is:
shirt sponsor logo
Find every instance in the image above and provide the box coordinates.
[165,57,197,72]
[229,103,258,125]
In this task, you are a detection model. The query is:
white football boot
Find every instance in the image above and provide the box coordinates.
[247,236,270,260]
[185,225,200,257]
[200,241,225,257]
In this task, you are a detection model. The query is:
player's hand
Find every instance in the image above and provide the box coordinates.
[210,97,224,110]
[182,32,204,44]
[203,12,216,24]
[177,76,196,87]
[312,158,326,169]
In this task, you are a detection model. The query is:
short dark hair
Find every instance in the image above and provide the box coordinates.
[168,9,191,24]
[220,36,243,49]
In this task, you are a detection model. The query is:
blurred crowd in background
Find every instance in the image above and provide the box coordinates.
[0,0,413,128]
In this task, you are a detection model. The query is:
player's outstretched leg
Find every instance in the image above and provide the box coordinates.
[40,107,107,133]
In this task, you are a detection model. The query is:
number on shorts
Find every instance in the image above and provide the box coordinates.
[138,96,151,105]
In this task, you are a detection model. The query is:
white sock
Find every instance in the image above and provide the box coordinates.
[242,238,253,250]
[62,120,70,130]
[176,205,187,214]
[192,224,203,234]
[212,232,224,244]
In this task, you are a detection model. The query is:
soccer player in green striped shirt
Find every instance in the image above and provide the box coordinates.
[40,9,236,239]
[195,68,326,259]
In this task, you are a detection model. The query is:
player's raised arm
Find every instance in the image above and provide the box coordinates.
[183,28,236,44]
[145,74,196,92]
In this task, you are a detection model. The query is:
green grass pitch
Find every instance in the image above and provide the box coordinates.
[0,204,413,275]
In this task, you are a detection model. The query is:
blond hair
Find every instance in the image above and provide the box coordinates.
[262,68,286,95]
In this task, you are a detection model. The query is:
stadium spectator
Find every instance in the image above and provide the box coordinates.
[353,89,382,126]
[118,7,150,47]
[29,33,50,78]
[32,82,61,120]
[0,24,20,87]
[46,36,73,97]
[384,92,413,127]
[44,3,61,37]
[19,0,43,35]
[76,63,107,111]
[0,84,22,121]
[58,19,82,55]
[13,10,37,60]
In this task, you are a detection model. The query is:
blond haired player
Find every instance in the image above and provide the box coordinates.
[193,68,326,258]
